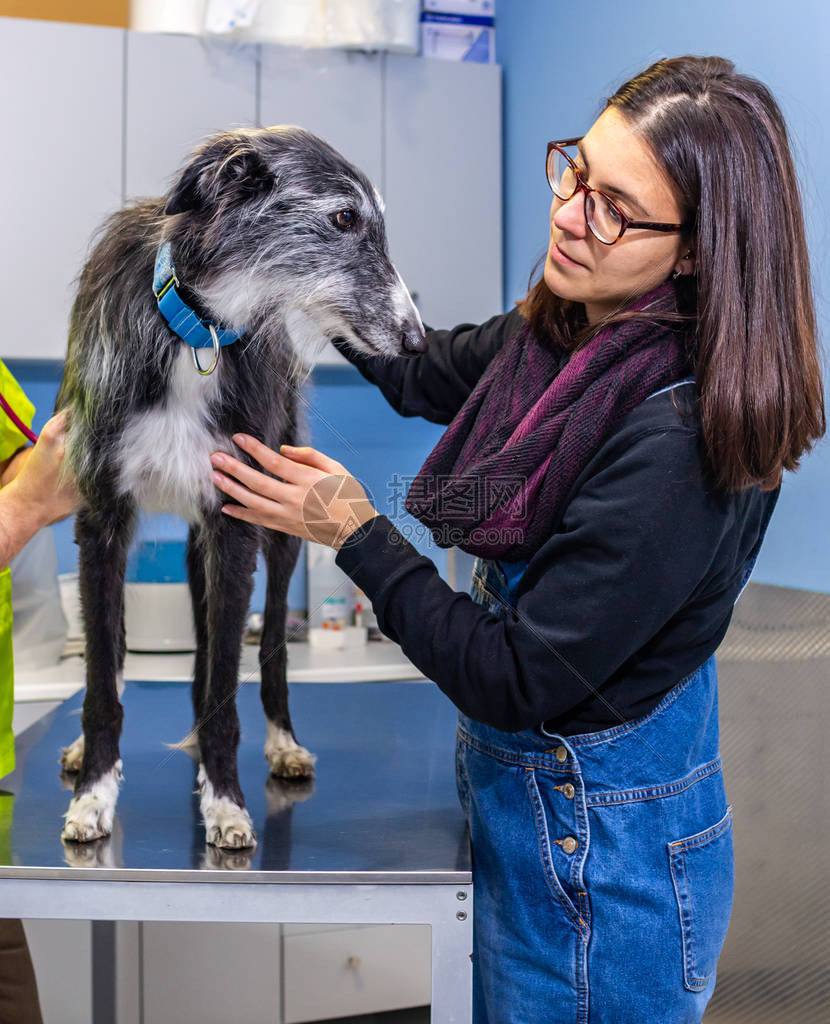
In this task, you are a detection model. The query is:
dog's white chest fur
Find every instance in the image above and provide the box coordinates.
[116,347,228,520]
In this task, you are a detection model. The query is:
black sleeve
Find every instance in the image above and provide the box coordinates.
[331,308,524,425]
[335,424,730,732]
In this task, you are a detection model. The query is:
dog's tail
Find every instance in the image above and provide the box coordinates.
[165,731,200,757]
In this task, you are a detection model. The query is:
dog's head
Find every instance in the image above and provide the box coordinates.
[163,126,425,362]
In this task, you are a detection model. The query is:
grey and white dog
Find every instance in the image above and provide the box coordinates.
[55,126,424,849]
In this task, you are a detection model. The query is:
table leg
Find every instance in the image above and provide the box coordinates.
[430,885,473,1023]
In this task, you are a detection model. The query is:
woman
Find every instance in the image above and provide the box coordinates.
[0,362,78,1024]
[210,57,825,1022]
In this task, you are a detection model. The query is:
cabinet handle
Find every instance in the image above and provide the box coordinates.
[346,955,361,968]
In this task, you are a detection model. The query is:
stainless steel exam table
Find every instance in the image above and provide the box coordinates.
[0,680,472,1023]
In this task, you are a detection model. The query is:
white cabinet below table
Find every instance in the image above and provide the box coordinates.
[138,921,430,1023]
[283,923,431,1023]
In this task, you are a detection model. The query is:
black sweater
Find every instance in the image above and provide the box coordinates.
[333,310,777,735]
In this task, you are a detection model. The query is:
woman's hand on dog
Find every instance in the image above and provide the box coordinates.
[211,435,379,550]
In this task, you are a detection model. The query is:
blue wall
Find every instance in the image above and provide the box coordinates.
[497,0,830,592]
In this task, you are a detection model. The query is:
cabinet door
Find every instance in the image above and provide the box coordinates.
[125,31,258,200]
[24,919,92,1024]
[0,18,123,359]
[259,46,383,368]
[283,923,431,1023]
[259,46,383,189]
[143,921,280,1023]
[384,55,503,330]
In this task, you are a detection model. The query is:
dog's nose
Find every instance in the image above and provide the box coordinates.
[400,330,428,355]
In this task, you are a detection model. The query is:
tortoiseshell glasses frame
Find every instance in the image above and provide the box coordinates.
[546,139,687,245]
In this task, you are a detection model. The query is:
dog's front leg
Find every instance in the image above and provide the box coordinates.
[62,503,134,842]
[196,513,259,849]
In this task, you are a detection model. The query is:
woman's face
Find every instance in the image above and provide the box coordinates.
[543,107,692,323]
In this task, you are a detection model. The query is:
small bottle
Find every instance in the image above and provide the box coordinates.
[307,545,354,629]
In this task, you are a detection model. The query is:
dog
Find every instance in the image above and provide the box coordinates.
[55,125,425,849]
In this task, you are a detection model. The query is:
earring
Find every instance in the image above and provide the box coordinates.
[673,251,694,279]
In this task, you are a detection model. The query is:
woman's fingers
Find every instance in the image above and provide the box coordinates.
[278,443,344,475]
[219,502,267,526]
[211,469,282,514]
[229,434,312,479]
[224,435,345,483]
[210,452,287,499]
[211,435,375,548]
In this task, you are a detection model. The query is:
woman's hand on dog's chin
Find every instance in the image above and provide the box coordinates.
[210,435,379,551]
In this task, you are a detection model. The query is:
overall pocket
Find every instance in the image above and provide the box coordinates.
[668,805,734,992]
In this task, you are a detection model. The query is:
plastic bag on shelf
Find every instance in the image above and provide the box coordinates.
[10,528,68,670]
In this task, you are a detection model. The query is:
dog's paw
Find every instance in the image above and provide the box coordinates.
[264,723,316,779]
[60,734,85,773]
[197,765,257,850]
[204,803,257,850]
[61,762,122,843]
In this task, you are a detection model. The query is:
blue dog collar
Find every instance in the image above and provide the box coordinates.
[152,242,243,349]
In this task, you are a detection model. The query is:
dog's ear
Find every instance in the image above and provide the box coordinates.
[165,137,274,216]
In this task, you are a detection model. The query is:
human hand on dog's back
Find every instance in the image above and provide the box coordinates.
[211,435,378,551]
[0,410,80,567]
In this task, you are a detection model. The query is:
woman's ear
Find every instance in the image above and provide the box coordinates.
[673,248,696,278]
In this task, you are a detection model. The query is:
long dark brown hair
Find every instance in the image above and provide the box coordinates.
[519,55,825,492]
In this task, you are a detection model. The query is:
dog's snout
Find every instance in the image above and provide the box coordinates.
[400,328,428,356]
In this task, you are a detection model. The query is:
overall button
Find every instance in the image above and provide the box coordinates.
[559,836,578,854]
[562,783,575,799]
[554,746,568,763]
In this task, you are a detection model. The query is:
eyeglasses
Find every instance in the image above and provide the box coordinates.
[546,139,686,245]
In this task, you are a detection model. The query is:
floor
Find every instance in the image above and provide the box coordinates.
[700,584,830,1023]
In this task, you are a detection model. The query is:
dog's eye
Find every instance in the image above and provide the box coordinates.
[333,210,357,231]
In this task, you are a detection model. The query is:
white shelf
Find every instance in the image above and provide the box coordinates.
[14,640,425,703]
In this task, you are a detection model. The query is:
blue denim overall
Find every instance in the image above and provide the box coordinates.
[455,384,771,1023]
[458,561,731,1023]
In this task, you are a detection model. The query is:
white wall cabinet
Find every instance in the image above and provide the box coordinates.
[259,46,384,189]
[0,18,123,361]
[0,18,501,366]
[384,54,503,331]
[125,33,258,199]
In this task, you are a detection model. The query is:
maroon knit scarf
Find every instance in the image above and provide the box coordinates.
[404,283,690,560]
